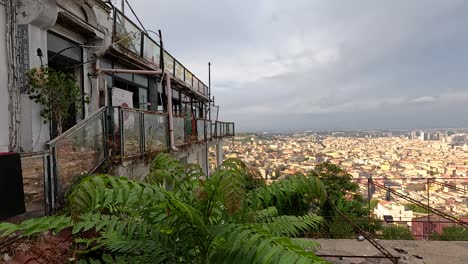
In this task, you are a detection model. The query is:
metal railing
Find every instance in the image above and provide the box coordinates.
[107,107,169,158]
[43,106,232,211]
[215,121,235,138]
[112,8,210,98]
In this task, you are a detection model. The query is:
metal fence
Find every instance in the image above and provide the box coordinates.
[349,177,468,240]
[215,121,235,138]
[112,8,210,98]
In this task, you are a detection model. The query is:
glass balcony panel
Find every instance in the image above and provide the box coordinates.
[122,109,141,157]
[21,154,45,213]
[206,120,212,139]
[185,69,192,88]
[197,119,205,141]
[164,51,175,75]
[175,61,184,81]
[173,116,185,146]
[144,112,168,152]
[143,35,160,66]
[55,113,105,198]
[114,11,142,55]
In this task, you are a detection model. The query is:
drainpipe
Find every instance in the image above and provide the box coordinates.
[165,73,177,151]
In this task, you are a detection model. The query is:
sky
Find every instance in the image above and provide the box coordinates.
[125,0,468,132]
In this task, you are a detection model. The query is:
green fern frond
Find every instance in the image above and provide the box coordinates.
[209,224,324,264]
[249,175,327,215]
[0,215,72,237]
[256,214,323,237]
[253,206,279,223]
[290,238,321,251]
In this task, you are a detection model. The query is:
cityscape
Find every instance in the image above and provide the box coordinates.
[1,0,468,263]
[223,129,468,224]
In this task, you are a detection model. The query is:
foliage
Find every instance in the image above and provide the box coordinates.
[307,162,373,237]
[27,66,88,136]
[381,226,414,240]
[430,226,468,241]
[0,154,326,263]
[404,203,429,214]
[310,162,359,201]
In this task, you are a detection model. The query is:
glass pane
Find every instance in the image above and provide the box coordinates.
[173,116,185,146]
[21,155,45,213]
[175,61,184,81]
[47,33,82,62]
[144,113,168,152]
[55,113,105,198]
[206,120,212,139]
[143,35,160,66]
[134,74,148,87]
[163,51,174,75]
[115,11,142,54]
[193,76,199,92]
[197,119,205,141]
[185,69,192,87]
[139,87,148,110]
[122,109,141,156]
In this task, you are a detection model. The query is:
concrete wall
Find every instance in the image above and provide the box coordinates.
[20,24,51,152]
[0,4,9,151]
[17,0,58,152]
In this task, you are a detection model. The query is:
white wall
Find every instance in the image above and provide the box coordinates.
[0,4,10,152]
[17,0,57,152]
[20,24,50,152]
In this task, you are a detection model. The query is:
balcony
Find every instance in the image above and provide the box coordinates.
[112,8,209,99]
[44,106,234,206]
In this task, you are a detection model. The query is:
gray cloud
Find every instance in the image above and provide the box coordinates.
[128,0,468,131]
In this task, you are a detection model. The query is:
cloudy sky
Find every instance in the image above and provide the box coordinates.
[126,0,468,131]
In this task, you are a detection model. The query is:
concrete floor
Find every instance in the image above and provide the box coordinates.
[314,239,468,264]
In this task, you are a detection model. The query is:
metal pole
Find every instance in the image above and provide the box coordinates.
[121,0,125,14]
[208,62,211,121]
[427,178,430,240]
[368,178,371,233]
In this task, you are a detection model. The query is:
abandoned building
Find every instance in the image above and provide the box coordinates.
[0,0,234,219]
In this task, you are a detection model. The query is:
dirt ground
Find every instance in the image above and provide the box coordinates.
[314,239,468,264]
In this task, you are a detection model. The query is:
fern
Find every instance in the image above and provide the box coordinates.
[256,214,323,237]
[208,224,324,263]
[1,154,328,263]
[0,215,71,237]
[249,174,326,215]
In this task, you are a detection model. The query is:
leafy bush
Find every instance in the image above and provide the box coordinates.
[381,226,414,240]
[0,154,326,263]
[430,226,468,241]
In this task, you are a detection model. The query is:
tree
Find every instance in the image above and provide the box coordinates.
[307,162,378,237]
[27,66,88,136]
[0,154,327,263]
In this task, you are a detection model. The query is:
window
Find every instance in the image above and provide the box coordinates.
[139,87,148,110]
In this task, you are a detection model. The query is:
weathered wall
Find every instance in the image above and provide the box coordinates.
[0,4,9,152]
[17,0,58,152]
